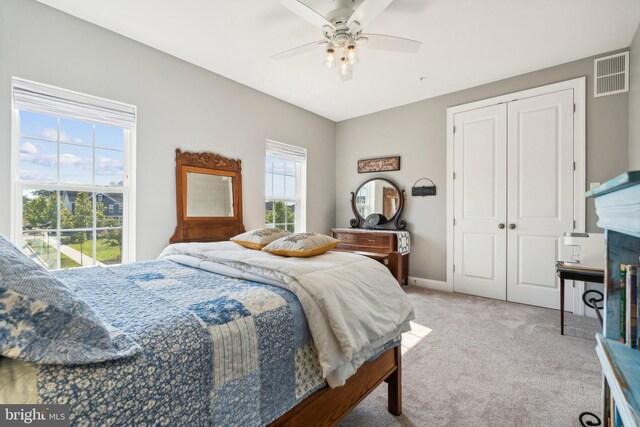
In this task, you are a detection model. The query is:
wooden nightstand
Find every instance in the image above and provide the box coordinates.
[331,228,409,286]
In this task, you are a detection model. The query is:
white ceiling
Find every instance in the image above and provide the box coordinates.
[36,0,640,122]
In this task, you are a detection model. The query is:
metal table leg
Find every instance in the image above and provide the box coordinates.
[560,276,565,335]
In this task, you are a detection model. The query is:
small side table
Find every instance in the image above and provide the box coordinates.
[556,262,604,335]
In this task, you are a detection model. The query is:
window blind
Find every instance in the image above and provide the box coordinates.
[266,140,307,163]
[12,79,136,129]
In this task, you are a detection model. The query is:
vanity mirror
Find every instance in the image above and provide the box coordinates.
[350,177,406,230]
[171,149,245,243]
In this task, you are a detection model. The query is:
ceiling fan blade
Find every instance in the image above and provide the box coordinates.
[347,0,395,27]
[280,0,335,30]
[358,33,422,53]
[271,40,327,60]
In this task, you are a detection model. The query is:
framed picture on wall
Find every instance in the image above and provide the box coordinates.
[357,156,401,173]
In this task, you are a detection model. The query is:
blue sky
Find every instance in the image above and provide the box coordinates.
[19,111,124,186]
[265,156,296,199]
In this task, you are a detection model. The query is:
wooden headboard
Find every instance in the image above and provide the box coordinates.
[170,149,245,243]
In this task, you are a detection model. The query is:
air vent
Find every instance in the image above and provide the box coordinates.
[594,51,629,97]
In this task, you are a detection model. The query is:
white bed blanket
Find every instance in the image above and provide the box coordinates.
[158,241,415,387]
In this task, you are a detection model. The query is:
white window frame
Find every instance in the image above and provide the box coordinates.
[10,77,137,268]
[265,141,307,233]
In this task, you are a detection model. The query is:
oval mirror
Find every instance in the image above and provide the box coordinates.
[350,178,406,229]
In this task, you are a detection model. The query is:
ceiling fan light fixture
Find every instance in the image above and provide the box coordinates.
[274,0,423,81]
[346,40,359,65]
[323,47,336,68]
[338,57,352,77]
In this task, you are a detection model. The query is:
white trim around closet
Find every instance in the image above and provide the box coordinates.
[445,77,587,313]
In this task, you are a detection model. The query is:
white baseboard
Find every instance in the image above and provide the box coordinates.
[410,276,598,317]
[408,276,452,292]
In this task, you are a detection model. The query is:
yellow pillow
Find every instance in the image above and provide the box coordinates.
[262,233,339,257]
[231,228,291,250]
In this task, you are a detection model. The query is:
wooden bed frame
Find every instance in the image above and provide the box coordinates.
[270,345,402,426]
[170,150,403,425]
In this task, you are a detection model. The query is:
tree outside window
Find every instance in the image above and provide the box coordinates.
[264,147,305,233]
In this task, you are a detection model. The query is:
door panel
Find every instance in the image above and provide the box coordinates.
[506,89,574,309]
[518,107,561,219]
[462,119,497,218]
[462,233,495,279]
[453,104,507,300]
[517,235,560,288]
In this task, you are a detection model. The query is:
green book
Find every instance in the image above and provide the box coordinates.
[620,264,626,343]
[627,265,639,349]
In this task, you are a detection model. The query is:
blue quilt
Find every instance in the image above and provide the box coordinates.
[31,260,327,426]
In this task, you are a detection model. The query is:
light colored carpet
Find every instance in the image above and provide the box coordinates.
[340,286,601,427]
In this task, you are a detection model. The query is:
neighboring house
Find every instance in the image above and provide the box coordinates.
[60,191,123,219]
[96,193,123,218]
[61,191,76,214]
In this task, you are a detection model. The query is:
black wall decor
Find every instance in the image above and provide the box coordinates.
[411,178,437,196]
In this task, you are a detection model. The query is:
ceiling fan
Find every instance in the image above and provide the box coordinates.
[272,0,422,81]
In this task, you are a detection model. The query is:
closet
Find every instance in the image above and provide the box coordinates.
[450,82,581,310]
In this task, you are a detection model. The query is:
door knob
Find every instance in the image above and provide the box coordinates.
[498,223,505,229]
[509,223,516,230]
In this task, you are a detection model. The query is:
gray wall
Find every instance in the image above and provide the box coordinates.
[336,52,630,282]
[0,0,336,261]
[630,24,640,170]
[1,0,634,282]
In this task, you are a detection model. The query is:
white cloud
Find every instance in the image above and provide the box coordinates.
[95,156,123,176]
[58,153,84,167]
[41,128,57,140]
[41,128,86,144]
[19,170,55,181]
[59,131,87,145]
[21,141,91,171]
[20,146,92,171]
[32,154,57,167]
[19,141,38,160]
[20,141,38,155]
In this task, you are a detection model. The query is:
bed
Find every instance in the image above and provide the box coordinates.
[0,150,413,426]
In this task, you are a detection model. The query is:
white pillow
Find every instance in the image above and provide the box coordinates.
[230,227,291,250]
[262,233,339,257]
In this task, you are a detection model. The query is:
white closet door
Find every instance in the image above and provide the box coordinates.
[453,104,507,300]
[506,89,574,309]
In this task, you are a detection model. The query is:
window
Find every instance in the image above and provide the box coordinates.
[265,140,306,233]
[12,78,136,270]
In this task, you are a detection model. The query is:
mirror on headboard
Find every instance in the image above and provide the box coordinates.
[185,169,234,218]
[170,149,245,243]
